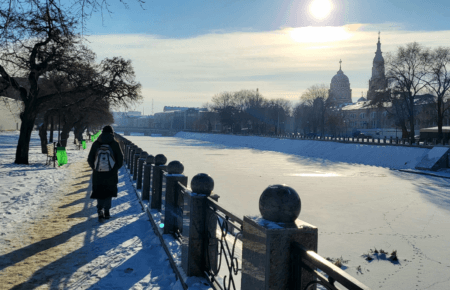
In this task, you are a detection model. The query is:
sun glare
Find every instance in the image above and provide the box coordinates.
[289,26,352,43]
[309,0,333,20]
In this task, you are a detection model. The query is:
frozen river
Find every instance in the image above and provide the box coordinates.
[126,134,450,289]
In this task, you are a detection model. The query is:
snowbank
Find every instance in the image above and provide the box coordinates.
[175,132,430,169]
[0,131,88,238]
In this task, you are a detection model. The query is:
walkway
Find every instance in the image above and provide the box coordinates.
[0,160,184,290]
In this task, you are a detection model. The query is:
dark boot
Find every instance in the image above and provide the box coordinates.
[104,209,110,219]
[98,209,105,220]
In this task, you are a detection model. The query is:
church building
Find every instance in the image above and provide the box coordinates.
[366,32,388,101]
[328,33,397,135]
[328,60,352,106]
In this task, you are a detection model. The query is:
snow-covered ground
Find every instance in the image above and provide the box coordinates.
[125,132,450,290]
[0,131,87,238]
[0,131,207,289]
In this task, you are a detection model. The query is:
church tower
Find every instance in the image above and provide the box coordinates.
[367,32,388,101]
[329,60,352,106]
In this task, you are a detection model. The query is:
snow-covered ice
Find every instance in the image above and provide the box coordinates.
[125,132,450,290]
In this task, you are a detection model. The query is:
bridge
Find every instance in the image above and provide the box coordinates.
[113,126,179,136]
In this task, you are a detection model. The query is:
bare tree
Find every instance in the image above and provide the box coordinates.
[385,42,430,143]
[300,84,330,136]
[0,5,86,164]
[424,47,450,141]
[0,0,145,37]
[0,17,141,164]
[210,92,238,133]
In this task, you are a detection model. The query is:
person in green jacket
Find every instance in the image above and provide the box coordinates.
[87,126,124,220]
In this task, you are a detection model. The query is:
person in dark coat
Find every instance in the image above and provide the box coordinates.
[87,125,124,220]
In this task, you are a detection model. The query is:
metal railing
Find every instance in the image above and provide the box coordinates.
[291,242,370,290]
[205,197,243,290]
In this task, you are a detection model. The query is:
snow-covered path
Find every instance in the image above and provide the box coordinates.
[0,132,188,290]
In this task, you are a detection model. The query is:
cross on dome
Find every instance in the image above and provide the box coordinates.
[339,59,342,70]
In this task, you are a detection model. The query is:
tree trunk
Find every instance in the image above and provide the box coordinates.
[38,122,48,154]
[49,116,54,143]
[73,126,79,144]
[409,95,415,144]
[60,121,73,147]
[401,124,409,139]
[437,99,443,142]
[15,108,38,164]
[409,115,415,144]
[77,128,84,141]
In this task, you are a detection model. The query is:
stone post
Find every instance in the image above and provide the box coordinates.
[242,185,318,290]
[395,137,399,144]
[137,151,148,189]
[181,173,214,277]
[150,154,168,210]
[162,161,188,234]
[119,139,125,155]
[390,136,393,144]
[383,136,386,144]
[124,144,130,164]
[378,137,380,143]
[132,148,142,177]
[123,143,133,165]
[128,145,136,170]
[142,155,155,200]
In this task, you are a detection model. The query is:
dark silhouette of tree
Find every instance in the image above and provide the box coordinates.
[385,42,429,144]
[299,84,330,136]
[424,47,450,141]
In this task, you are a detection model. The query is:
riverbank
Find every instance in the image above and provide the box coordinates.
[175,132,431,169]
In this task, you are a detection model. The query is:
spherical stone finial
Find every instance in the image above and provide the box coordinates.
[155,154,167,166]
[146,155,155,164]
[140,151,148,158]
[168,160,184,174]
[191,173,214,196]
[259,184,301,223]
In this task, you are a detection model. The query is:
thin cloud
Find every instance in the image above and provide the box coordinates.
[87,25,450,109]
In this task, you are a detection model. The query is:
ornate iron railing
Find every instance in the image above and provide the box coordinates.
[291,242,370,290]
[173,183,243,290]
[174,182,187,239]
[205,197,243,290]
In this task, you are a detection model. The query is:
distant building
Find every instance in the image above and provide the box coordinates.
[112,111,153,128]
[328,60,352,106]
[367,32,388,101]
[126,111,142,117]
[324,33,439,137]
[163,106,206,113]
[154,107,208,130]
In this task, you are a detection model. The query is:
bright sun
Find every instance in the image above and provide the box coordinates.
[309,0,333,20]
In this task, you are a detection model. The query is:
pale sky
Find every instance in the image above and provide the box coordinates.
[83,0,450,113]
